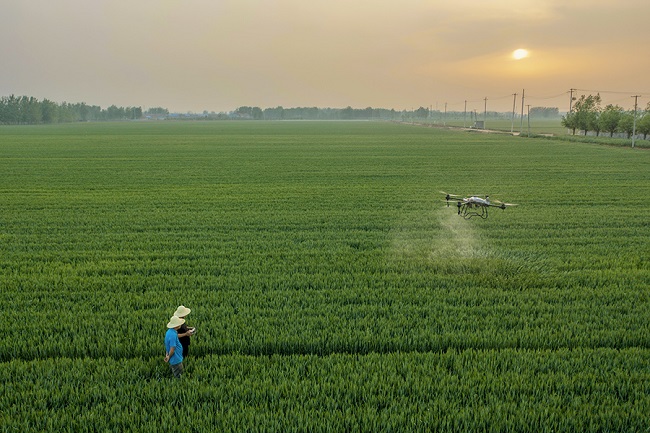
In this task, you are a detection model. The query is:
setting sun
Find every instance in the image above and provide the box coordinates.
[512,48,529,60]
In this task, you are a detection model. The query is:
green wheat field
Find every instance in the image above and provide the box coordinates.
[1,121,649,432]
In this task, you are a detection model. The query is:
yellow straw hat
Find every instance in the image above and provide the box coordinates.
[167,316,185,328]
[174,305,191,317]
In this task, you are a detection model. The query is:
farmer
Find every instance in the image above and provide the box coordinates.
[164,315,185,378]
[173,305,195,358]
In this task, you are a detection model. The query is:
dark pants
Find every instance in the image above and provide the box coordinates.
[182,344,189,358]
[170,362,184,378]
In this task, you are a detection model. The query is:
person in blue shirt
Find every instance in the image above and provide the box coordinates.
[164,315,185,378]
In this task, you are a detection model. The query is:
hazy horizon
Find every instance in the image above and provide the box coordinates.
[2,0,649,113]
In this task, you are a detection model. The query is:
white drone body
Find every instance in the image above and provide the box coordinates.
[440,191,517,219]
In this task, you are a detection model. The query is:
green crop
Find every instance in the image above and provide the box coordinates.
[1,121,649,431]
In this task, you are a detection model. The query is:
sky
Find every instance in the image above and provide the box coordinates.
[2,0,649,113]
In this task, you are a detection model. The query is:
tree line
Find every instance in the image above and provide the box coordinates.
[0,95,146,124]
[9,92,648,140]
[0,97,469,124]
[562,94,650,139]
[233,106,408,121]
[232,105,532,121]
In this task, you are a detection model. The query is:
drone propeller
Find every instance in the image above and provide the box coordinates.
[439,190,461,197]
[492,199,518,209]
[493,199,518,206]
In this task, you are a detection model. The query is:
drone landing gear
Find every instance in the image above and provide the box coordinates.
[458,203,488,219]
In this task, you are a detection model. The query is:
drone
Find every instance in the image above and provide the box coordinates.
[440,191,517,219]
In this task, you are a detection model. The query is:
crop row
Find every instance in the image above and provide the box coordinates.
[2,348,649,432]
[2,276,649,361]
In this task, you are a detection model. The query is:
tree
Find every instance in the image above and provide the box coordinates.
[41,99,59,123]
[106,105,127,120]
[234,106,262,119]
[341,106,354,120]
[530,107,559,118]
[59,102,76,122]
[561,112,578,135]
[146,107,169,116]
[126,106,142,119]
[636,111,650,140]
[617,112,635,138]
[263,106,284,120]
[251,107,263,120]
[0,95,21,124]
[571,94,601,136]
[639,102,650,140]
[19,96,42,124]
[599,104,623,137]
[415,106,429,119]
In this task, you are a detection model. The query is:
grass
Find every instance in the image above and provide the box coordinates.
[415,116,650,148]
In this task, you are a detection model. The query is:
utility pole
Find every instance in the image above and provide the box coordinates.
[511,93,517,133]
[484,97,488,129]
[527,105,531,136]
[632,95,640,148]
[569,88,576,114]
[463,100,467,128]
[444,102,447,126]
[568,88,577,135]
[519,89,525,134]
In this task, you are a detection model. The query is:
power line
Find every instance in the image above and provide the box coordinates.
[486,94,514,101]
[575,88,649,96]
[525,91,570,100]
[569,89,645,109]
[602,95,637,105]
[431,88,646,113]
